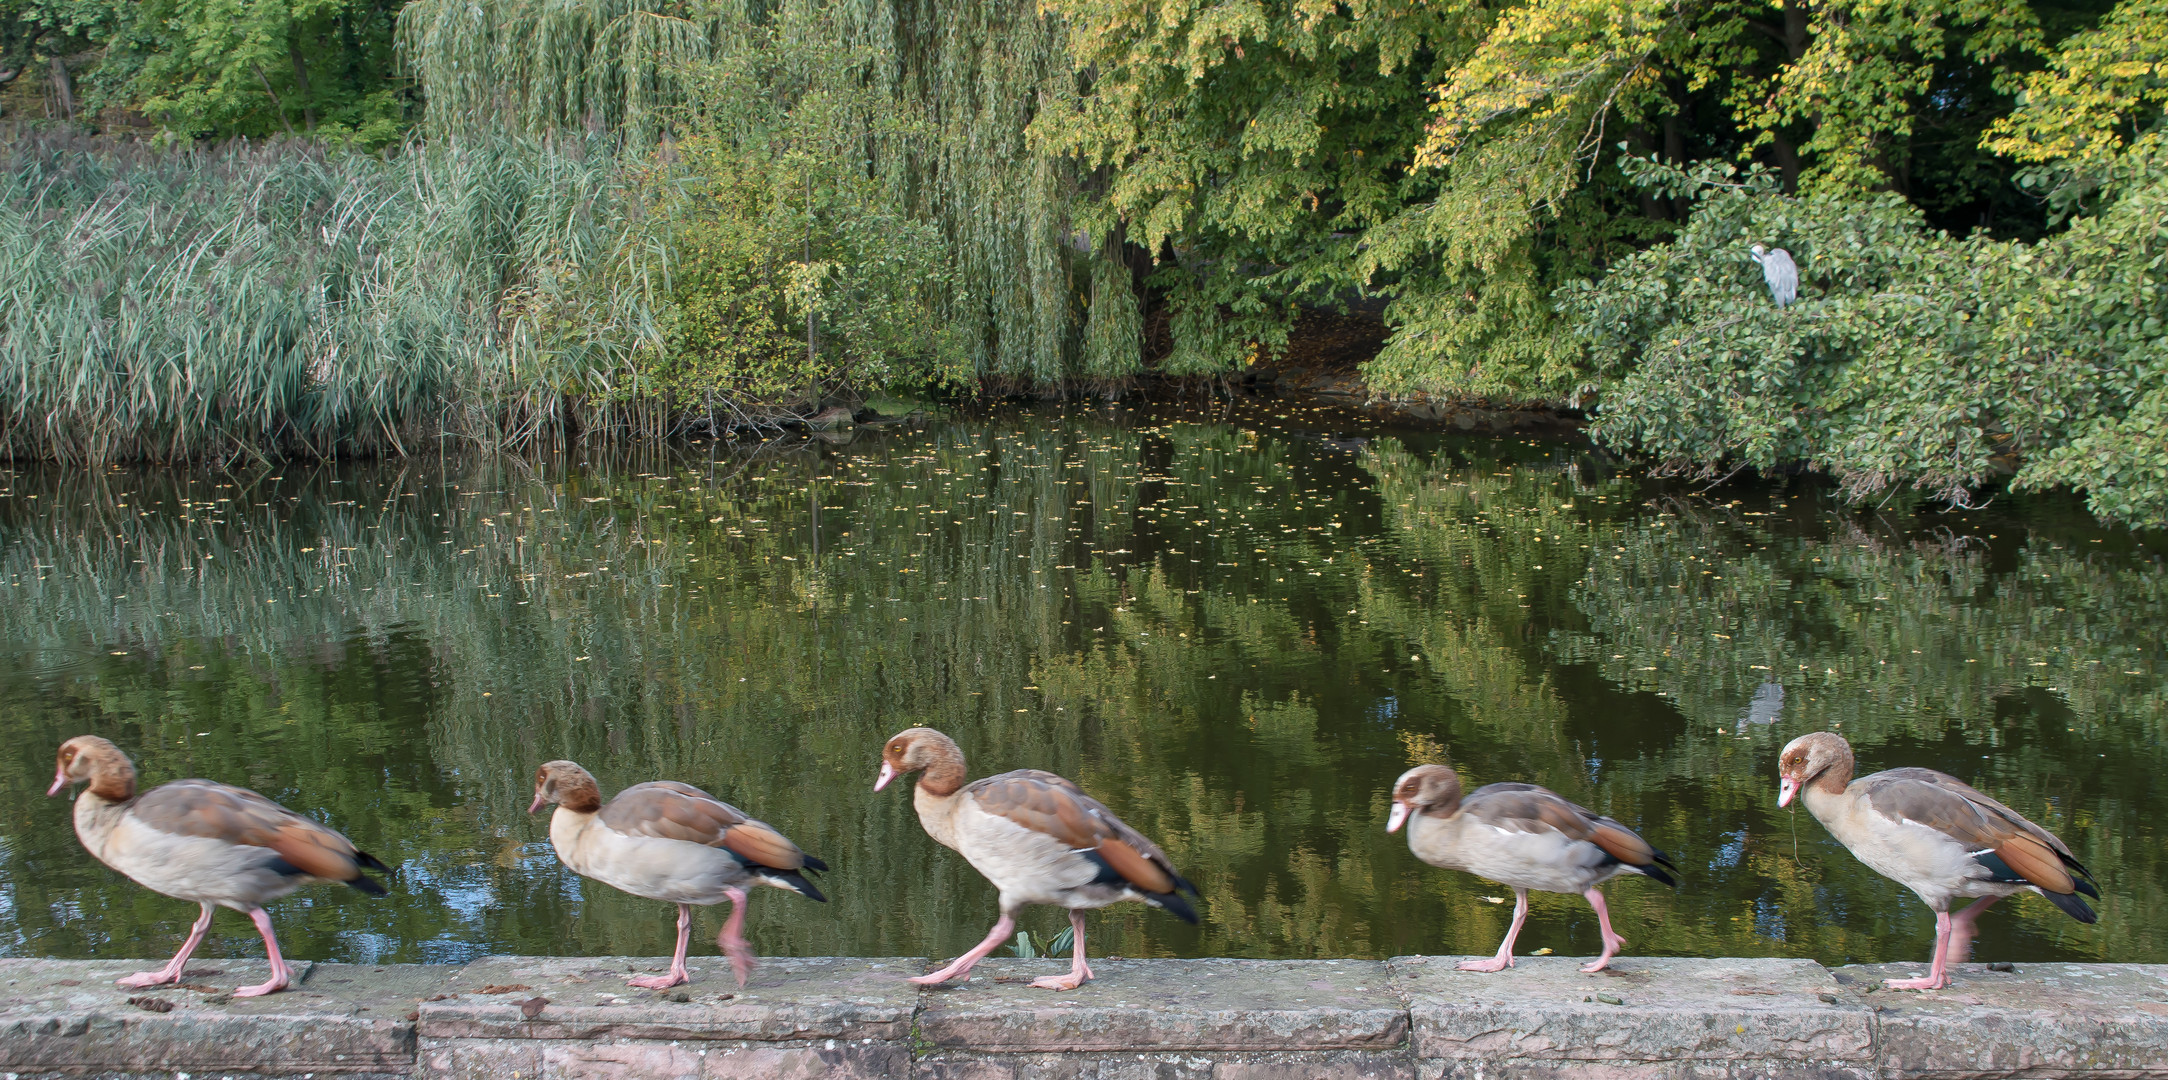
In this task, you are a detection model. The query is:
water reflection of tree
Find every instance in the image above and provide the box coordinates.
[0,415,2161,967]
[1360,443,2164,964]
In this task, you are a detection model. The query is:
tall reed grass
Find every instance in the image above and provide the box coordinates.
[0,133,667,464]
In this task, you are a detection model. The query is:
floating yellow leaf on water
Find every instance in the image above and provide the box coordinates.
[1531,948,1553,956]
[1481,896,1505,904]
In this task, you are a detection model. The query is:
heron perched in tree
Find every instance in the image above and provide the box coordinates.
[1749,244,1798,308]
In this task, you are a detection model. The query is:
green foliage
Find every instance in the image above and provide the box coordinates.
[0,0,117,124]
[114,0,407,143]
[0,0,405,141]
[1565,151,2168,525]
[1006,927,1074,958]
[1999,151,2168,523]
[632,0,964,416]
[1045,0,2113,405]
[1566,160,1994,503]
[1560,0,2168,527]
[1039,0,1467,378]
[395,0,715,147]
[399,0,1095,388]
[1986,0,2168,203]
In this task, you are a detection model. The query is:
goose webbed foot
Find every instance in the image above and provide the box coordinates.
[1030,911,1093,990]
[232,910,293,997]
[116,968,185,989]
[1578,887,1627,973]
[628,903,695,989]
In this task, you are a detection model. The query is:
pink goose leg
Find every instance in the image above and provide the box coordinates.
[1945,895,2002,967]
[1886,910,1954,991]
[1031,909,1095,991]
[1460,888,1529,972]
[233,908,294,997]
[1579,887,1629,973]
[629,904,694,989]
[716,888,755,988]
[912,912,1015,986]
[118,902,215,989]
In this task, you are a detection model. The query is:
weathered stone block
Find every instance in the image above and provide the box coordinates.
[914,1049,1413,1079]
[1414,1062,1871,1080]
[0,958,453,1077]
[1393,955,1874,1079]
[915,958,1407,1054]
[419,1036,909,1079]
[415,955,920,1044]
[1840,961,2168,1078]
[413,956,920,1078]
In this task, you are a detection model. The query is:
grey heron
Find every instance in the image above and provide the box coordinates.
[1749,244,1798,307]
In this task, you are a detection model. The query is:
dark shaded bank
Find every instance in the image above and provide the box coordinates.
[1122,306,1585,436]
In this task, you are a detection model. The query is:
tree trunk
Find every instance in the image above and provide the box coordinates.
[1627,125,1670,220]
[48,55,74,122]
[1771,134,1802,194]
[288,40,316,130]
[1775,0,1811,193]
[1662,107,1691,218]
[1782,0,1808,60]
[254,64,297,135]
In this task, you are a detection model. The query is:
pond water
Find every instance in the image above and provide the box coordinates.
[1,401,2163,969]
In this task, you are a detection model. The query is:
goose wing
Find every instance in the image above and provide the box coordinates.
[966,769,1198,911]
[1859,768,2095,900]
[1462,782,1678,883]
[599,781,826,873]
[133,779,388,891]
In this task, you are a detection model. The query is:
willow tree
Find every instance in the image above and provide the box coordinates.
[396,0,1138,390]
[631,0,966,420]
[395,0,715,146]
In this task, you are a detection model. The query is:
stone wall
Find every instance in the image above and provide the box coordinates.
[5,954,2164,1079]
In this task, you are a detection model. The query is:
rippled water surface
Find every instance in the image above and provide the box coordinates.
[2,401,2163,969]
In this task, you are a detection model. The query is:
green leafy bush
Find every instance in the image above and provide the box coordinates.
[1563,153,2168,525]
[632,0,965,421]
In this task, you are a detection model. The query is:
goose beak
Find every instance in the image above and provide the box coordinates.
[1777,776,1798,808]
[875,761,897,792]
[1386,801,1411,833]
[46,767,67,798]
[528,791,546,814]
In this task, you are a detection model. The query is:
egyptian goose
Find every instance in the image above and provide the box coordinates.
[875,727,1199,990]
[1777,732,2099,990]
[1388,763,1677,973]
[46,736,390,997]
[530,761,827,989]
